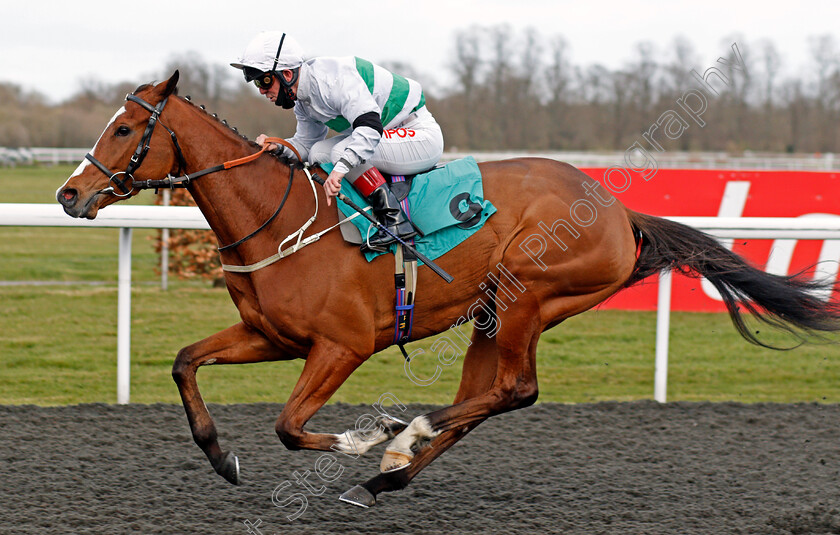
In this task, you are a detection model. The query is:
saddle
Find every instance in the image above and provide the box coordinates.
[330,157,497,358]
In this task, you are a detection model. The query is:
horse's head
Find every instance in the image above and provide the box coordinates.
[57,71,182,219]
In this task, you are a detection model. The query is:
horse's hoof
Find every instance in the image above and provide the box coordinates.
[215,451,240,485]
[339,485,376,508]
[380,449,413,473]
[377,414,409,439]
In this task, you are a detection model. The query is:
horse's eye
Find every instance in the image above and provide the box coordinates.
[115,125,131,137]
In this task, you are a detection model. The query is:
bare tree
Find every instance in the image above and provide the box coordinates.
[7,28,840,155]
[663,36,699,97]
[575,64,612,149]
[756,40,782,150]
[447,26,485,148]
[809,35,840,151]
[628,42,658,115]
[545,35,572,148]
[779,79,809,153]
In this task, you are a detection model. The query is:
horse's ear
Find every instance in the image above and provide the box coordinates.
[162,70,179,98]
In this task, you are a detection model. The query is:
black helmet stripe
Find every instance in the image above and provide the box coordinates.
[271,33,287,73]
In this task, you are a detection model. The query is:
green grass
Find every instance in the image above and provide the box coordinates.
[0,164,160,282]
[1,165,839,406]
[2,283,838,406]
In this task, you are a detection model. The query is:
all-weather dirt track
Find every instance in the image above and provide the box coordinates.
[4,401,840,535]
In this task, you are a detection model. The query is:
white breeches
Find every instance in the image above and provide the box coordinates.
[310,107,444,181]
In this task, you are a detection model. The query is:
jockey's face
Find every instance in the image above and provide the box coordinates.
[259,75,281,103]
[259,70,298,105]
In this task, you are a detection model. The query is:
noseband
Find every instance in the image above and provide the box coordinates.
[85,94,186,197]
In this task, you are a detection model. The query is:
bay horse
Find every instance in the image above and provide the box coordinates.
[57,72,840,507]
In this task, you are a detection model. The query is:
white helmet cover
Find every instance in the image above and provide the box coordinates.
[230,31,305,73]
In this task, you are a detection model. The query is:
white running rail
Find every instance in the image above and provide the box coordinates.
[2,204,840,404]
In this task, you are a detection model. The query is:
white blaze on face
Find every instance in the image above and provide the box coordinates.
[56,105,127,195]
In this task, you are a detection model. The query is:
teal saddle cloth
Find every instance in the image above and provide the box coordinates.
[329,156,497,262]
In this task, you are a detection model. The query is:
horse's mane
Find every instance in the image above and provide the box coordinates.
[133,83,157,94]
[132,82,301,169]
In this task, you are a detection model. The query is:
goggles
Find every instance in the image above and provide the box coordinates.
[254,72,275,90]
[244,67,275,90]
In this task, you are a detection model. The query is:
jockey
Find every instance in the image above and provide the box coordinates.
[231,31,444,253]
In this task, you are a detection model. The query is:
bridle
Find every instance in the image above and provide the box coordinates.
[85,94,187,197]
[85,91,302,252]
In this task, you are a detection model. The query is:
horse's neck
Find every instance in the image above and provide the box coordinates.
[168,101,296,256]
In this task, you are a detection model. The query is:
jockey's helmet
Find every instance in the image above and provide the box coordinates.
[230,31,305,81]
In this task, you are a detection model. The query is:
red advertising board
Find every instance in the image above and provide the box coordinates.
[577,168,840,311]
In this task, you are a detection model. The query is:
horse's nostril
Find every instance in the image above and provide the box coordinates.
[58,188,77,206]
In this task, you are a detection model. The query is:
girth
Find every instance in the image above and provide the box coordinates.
[394,242,418,360]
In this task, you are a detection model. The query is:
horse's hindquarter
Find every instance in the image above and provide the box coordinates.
[478,158,638,326]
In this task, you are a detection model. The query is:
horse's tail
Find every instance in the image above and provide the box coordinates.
[624,209,840,348]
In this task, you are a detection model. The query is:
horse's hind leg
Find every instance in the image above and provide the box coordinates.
[338,331,499,482]
[390,295,541,451]
[344,275,629,505]
[340,310,519,507]
[172,322,288,485]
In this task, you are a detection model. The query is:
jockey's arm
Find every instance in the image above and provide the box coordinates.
[282,111,328,162]
[323,110,383,206]
[331,111,383,175]
[321,70,384,204]
[328,72,384,177]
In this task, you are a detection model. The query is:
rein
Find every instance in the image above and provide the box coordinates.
[220,165,373,273]
[86,92,304,254]
[217,163,294,252]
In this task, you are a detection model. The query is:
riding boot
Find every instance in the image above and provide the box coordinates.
[353,167,417,253]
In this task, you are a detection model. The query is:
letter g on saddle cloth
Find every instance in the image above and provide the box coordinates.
[328,156,496,358]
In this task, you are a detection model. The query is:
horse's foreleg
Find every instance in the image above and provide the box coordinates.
[382,297,541,466]
[172,322,287,485]
[274,339,369,453]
